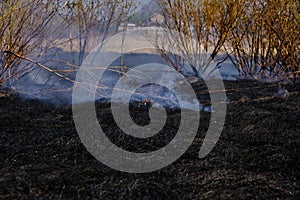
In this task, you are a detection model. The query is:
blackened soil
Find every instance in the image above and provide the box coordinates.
[0,80,299,199]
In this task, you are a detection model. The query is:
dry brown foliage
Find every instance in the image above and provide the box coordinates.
[225,0,299,82]
[157,0,242,76]
[158,0,299,82]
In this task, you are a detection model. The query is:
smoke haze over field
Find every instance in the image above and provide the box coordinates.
[11,49,238,110]
[6,24,239,110]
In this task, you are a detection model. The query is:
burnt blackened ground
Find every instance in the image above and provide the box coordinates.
[0,80,299,199]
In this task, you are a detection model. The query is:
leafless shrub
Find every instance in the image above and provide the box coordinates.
[54,0,136,65]
[225,0,299,82]
[155,0,241,77]
[154,0,299,82]
[0,0,56,84]
[0,0,136,88]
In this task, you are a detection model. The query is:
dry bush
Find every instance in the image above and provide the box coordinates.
[156,0,241,77]
[156,0,299,82]
[225,0,300,82]
[0,0,56,84]
[54,0,136,65]
[0,0,136,87]
[266,0,300,82]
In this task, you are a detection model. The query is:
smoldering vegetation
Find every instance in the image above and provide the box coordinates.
[1,80,299,199]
